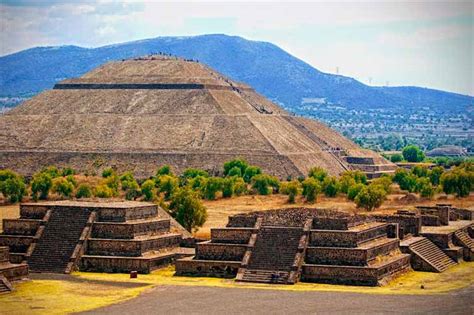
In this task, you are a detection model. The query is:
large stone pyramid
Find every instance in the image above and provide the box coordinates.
[0,56,395,178]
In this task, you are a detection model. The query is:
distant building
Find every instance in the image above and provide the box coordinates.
[426,145,468,157]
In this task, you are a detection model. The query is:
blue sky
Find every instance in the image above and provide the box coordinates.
[0,1,472,95]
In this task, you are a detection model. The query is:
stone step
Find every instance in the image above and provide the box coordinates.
[409,238,456,272]
[240,269,290,284]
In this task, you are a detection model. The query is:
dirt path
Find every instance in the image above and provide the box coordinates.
[83,284,474,315]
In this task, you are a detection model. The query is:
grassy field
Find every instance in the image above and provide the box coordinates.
[0,262,473,314]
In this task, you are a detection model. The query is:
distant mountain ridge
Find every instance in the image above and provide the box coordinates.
[0,34,472,112]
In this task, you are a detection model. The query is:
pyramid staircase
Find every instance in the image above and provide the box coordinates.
[28,208,93,273]
[237,225,306,284]
[0,246,28,293]
[401,237,456,272]
[453,230,474,261]
[0,275,13,293]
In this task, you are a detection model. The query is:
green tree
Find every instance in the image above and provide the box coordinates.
[223,158,249,177]
[0,170,26,203]
[233,177,248,196]
[308,167,328,182]
[168,188,207,232]
[31,172,53,200]
[429,166,444,186]
[75,184,92,199]
[370,176,392,194]
[156,165,174,177]
[141,179,156,201]
[65,175,77,187]
[412,165,429,178]
[243,166,262,183]
[251,174,279,195]
[441,169,473,197]
[41,166,61,178]
[155,175,179,200]
[402,145,425,162]
[337,175,356,194]
[322,177,338,197]
[182,168,209,179]
[61,167,76,176]
[52,177,74,198]
[390,154,403,163]
[302,177,321,202]
[221,177,235,198]
[347,183,365,201]
[281,180,300,203]
[227,166,242,177]
[102,167,115,178]
[354,185,387,211]
[94,184,114,198]
[202,177,223,200]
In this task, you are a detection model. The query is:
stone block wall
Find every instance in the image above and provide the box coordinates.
[195,242,248,261]
[0,247,9,262]
[2,219,41,236]
[97,206,158,222]
[174,258,240,278]
[210,228,254,244]
[19,205,49,219]
[421,215,440,226]
[91,220,170,239]
[422,233,452,249]
[371,214,421,236]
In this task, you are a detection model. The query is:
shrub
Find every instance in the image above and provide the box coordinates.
[156,165,173,177]
[281,180,300,203]
[233,177,248,196]
[227,166,242,178]
[322,177,338,197]
[102,167,115,178]
[0,170,26,203]
[251,174,279,195]
[337,175,356,194]
[341,170,367,185]
[390,154,403,163]
[182,168,209,179]
[429,166,444,186]
[441,168,473,197]
[156,175,179,200]
[223,158,249,177]
[354,185,387,211]
[202,177,223,200]
[103,174,119,196]
[302,177,321,202]
[188,175,207,192]
[419,180,435,198]
[308,167,327,182]
[52,177,74,198]
[75,184,92,199]
[94,184,114,198]
[402,145,425,162]
[370,176,392,194]
[222,177,235,198]
[141,179,156,201]
[243,166,262,183]
[347,183,365,201]
[41,166,61,178]
[61,167,76,176]
[168,188,207,232]
[412,165,429,178]
[393,168,417,192]
[31,172,53,201]
[66,175,77,187]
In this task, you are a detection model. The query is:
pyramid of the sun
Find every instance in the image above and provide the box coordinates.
[0,56,395,178]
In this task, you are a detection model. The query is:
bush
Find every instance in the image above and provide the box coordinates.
[243,166,262,183]
[402,145,425,162]
[65,175,77,187]
[168,188,207,232]
[280,180,300,203]
[251,174,279,195]
[347,183,365,201]
[302,177,321,202]
[412,165,429,178]
[222,178,235,198]
[227,166,242,178]
[103,174,119,196]
[322,177,338,197]
[393,168,417,192]
[41,166,61,179]
[354,185,387,211]
[441,168,473,197]
[202,177,223,200]
[417,178,434,198]
[94,184,114,198]
[0,170,26,203]
[125,181,141,200]
[52,177,74,198]
[61,167,76,176]
[75,184,92,199]
[182,168,209,179]
[31,172,53,200]
[429,166,444,186]
[337,175,356,194]
[141,179,156,201]
[370,176,392,194]
[156,165,173,177]
[390,154,403,163]
[233,177,248,196]
[156,175,179,200]
[223,158,249,177]
[188,175,207,192]
[308,167,327,182]
[102,167,115,178]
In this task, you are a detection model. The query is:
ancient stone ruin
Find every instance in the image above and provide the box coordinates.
[0,201,193,275]
[0,246,28,293]
[176,207,473,286]
[0,55,395,179]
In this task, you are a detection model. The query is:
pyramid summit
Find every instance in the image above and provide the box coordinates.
[0,55,395,178]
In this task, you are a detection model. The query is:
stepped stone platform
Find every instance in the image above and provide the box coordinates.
[176,208,410,286]
[0,201,193,274]
[0,246,28,293]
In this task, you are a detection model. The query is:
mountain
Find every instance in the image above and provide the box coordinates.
[0,34,472,112]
